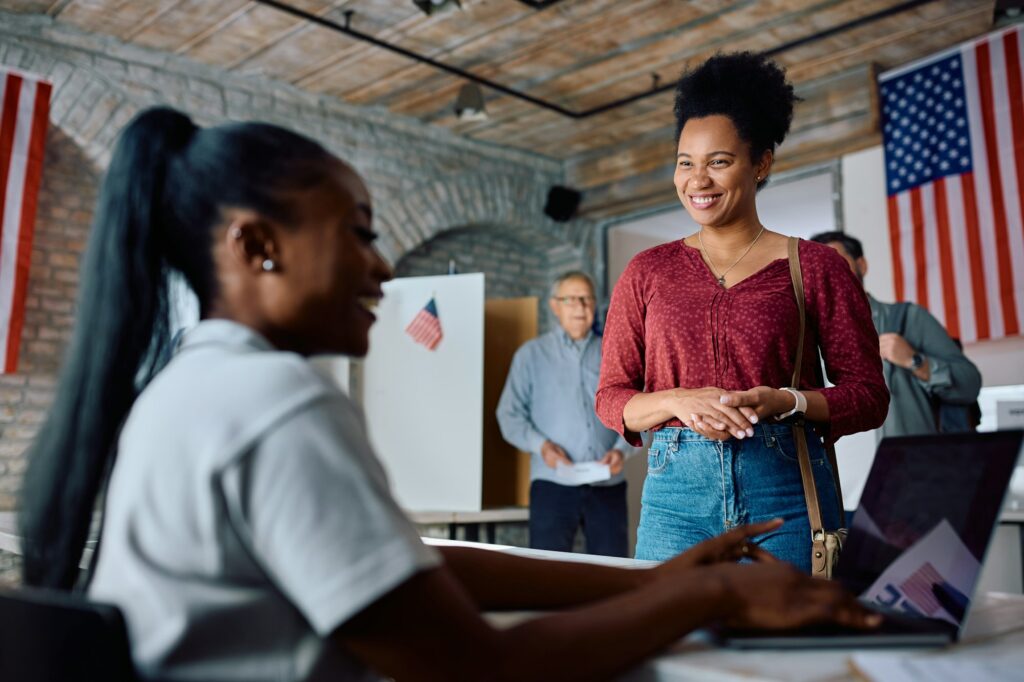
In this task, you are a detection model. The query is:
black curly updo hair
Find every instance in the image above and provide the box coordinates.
[674,52,798,189]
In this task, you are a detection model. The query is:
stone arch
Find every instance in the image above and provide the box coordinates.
[2,33,591,277]
[373,174,578,265]
[395,222,586,335]
[5,65,143,172]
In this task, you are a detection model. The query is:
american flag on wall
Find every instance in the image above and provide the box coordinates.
[1,70,51,373]
[881,25,1024,344]
[405,297,443,350]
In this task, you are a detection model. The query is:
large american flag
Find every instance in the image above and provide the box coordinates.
[881,25,1024,344]
[1,70,51,373]
[404,297,443,351]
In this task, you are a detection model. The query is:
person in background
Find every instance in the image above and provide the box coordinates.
[597,52,889,568]
[810,231,982,437]
[497,272,630,557]
[19,107,878,682]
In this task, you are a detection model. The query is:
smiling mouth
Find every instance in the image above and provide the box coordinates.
[689,194,722,209]
[357,296,381,314]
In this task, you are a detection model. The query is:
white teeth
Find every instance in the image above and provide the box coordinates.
[358,297,380,312]
[691,195,718,206]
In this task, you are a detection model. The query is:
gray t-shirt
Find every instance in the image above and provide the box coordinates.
[89,320,440,681]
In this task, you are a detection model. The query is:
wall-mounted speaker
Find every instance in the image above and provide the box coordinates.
[543,186,581,222]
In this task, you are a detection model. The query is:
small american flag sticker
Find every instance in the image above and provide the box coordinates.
[405,297,443,350]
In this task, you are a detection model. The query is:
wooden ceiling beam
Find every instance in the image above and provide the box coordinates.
[452,0,988,156]
[340,0,735,109]
[377,0,935,134]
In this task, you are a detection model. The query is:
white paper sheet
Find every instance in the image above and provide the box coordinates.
[555,462,611,485]
[862,519,979,624]
[851,650,1024,682]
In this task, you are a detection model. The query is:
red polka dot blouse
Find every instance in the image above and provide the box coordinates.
[596,238,889,446]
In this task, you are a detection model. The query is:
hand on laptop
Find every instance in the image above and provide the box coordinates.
[655,519,783,575]
[716,563,883,631]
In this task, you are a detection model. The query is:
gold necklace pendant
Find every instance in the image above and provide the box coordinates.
[698,226,766,288]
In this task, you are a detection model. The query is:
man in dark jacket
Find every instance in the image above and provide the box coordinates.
[811,232,982,437]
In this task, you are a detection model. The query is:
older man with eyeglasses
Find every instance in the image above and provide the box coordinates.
[497,271,630,556]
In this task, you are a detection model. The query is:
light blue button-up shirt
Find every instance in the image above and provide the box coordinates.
[496,329,629,486]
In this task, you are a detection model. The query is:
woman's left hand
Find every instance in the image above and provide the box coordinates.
[717,386,794,421]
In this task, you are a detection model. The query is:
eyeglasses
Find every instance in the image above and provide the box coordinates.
[552,295,596,307]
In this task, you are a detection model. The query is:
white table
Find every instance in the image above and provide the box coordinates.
[1,508,530,556]
[439,539,1024,682]
[0,512,18,556]
[620,593,1024,682]
[408,506,528,543]
[0,511,96,569]
[988,495,1024,593]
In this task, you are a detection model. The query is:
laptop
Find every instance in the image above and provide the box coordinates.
[718,429,1023,648]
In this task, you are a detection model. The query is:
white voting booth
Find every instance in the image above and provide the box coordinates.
[362,273,486,512]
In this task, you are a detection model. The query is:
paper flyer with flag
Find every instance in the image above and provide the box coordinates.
[0,69,51,374]
[405,296,443,350]
[880,25,1024,343]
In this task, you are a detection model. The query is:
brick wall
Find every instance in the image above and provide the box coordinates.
[395,225,592,334]
[0,11,599,266]
[0,126,95,584]
[397,227,551,299]
[0,10,606,546]
[0,127,96,510]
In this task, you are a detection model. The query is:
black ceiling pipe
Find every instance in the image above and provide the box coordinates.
[253,0,941,119]
[515,0,570,9]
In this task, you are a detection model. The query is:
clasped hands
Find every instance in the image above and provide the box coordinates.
[673,386,797,441]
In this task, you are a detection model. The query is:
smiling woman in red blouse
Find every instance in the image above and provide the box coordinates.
[596,53,888,569]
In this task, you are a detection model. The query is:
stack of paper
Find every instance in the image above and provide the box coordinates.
[555,462,611,485]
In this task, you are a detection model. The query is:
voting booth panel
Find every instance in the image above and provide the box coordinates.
[482,297,536,508]
[363,273,484,511]
[362,274,534,512]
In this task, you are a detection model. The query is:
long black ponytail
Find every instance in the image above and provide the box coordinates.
[19,107,335,589]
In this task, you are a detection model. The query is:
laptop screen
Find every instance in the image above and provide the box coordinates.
[836,430,1022,627]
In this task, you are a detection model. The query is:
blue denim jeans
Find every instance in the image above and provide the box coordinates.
[529,480,628,557]
[635,423,841,572]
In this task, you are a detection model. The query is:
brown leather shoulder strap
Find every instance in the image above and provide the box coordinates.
[787,236,846,532]
[787,237,823,532]
[788,237,805,388]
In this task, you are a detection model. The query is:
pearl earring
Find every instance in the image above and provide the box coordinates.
[262,258,275,272]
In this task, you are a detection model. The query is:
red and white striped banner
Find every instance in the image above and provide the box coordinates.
[0,70,51,373]
[881,25,1024,343]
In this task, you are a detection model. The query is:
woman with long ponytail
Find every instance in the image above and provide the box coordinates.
[20,109,197,588]
[19,107,876,681]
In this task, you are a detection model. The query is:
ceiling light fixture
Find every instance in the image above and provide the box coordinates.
[454,82,488,121]
[994,0,1024,26]
[412,0,461,16]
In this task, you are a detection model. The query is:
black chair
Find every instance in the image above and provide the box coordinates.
[0,586,137,681]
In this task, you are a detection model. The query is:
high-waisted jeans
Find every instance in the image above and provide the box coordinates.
[635,423,841,572]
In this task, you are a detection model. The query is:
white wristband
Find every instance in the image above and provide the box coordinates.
[775,387,807,421]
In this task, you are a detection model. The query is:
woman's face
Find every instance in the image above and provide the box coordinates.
[674,114,768,230]
[262,161,391,357]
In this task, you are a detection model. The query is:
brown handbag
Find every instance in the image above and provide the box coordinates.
[786,237,847,579]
